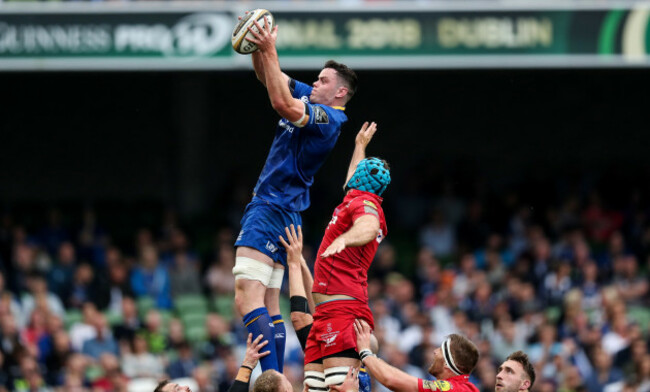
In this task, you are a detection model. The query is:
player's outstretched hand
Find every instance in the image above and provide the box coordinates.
[320,237,346,258]
[279,224,303,266]
[242,333,271,369]
[354,319,372,352]
[355,121,377,149]
[246,16,278,53]
[329,367,360,392]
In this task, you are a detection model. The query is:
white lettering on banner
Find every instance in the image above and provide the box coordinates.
[114,13,231,57]
[0,22,111,54]
[346,18,421,49]
[277,20,342,49]
[438,17,553,49]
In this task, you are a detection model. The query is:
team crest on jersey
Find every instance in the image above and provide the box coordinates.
[314,106,329,124]
[301,96,309,103]
[422,380,452,391]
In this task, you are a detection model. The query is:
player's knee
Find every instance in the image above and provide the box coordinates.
[304,370,326,392]
[324,367,350,387]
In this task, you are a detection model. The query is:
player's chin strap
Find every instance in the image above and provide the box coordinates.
[442,338,463,376]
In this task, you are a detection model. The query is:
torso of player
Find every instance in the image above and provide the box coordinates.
[312,189,387,303]
[418,376,479,392]
[253,79,348,212]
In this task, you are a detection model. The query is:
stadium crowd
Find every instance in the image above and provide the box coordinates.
[0,181,649,392]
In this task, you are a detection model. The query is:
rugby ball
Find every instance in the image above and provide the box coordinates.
[232,9,275,54]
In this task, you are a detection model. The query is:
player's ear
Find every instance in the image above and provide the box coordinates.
[521,380,531,390]
[335,86,348,100]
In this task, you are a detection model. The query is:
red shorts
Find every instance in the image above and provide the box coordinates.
[304,299,374,364]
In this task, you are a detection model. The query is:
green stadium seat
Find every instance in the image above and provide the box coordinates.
[174,294,208,315]
[186,325,207,345]
[628,306,650,331]
[64,310,83,329]
[212,294,235,322]
[105,311,123,327]
[180,312,207,328]
[136,296,155,318]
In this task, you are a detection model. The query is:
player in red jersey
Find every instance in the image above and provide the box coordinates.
[301,121,391,392]
[354,319,480,392]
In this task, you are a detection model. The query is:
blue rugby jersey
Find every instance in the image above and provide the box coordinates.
[252,79,347,212]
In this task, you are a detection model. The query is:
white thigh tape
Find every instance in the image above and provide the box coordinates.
[304,370,327,392]
[268,267,285,289]
[232,257,273,286]
[325,366,351,386]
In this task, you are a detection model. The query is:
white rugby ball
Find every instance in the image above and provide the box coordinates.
[231,9,275,55]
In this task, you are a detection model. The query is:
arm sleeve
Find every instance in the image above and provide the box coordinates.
[228,380,250,392]
[290,79,313,99]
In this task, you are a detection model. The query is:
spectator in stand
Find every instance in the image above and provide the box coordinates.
[68,262,110,310]
[81,313,119,360]
[130,244,172,309]
[419,209,456,259]
[42,330,72,386]
[77,207,108,268]
[585,345,624,391]
[205,246,236,296]
[166,340,198,379]
[169,251,201,297]
[106,257,134,315]
[121,333,164,379]
[91,353,128,392]
[47,242,76,304]
[112,296,141,348]
[68,302,99,352]
[613,255,648,304]
[21,274,65,321]
[200,313,234,361]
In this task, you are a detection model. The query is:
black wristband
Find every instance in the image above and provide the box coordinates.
[241,365,253,372]
[290,296,310,314]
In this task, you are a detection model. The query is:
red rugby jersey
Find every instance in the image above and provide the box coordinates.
[418,376,479,392]
[313,189,387,303]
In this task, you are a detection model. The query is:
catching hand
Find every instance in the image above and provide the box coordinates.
[329,367,360,392]
[245,16,278,53]
[279,224,303,266]
[242,333,271,369]
[354,319,372,351]
[355,122,377,148]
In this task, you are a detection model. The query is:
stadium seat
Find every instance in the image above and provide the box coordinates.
[136,296,155,318]
[212,294,235,321]
[185,325,207,344]
[64,310,83,329]
[628,306,650,331]
[105,311,123,327]
[180,312,206,328]
[174,294,208,314]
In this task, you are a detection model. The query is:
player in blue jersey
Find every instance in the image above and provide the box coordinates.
[231,15,358,373]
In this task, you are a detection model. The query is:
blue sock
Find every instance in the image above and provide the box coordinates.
[243,307,278,371]
[359,367,372,392]
[271,315,286,372]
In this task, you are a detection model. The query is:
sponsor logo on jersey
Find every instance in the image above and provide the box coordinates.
[376,229,384,244]
[363,200,377,210]
[422,380,452,391]
[266,241,278,253]
[279,119,295,134]
[301,96,309,103]
[314,106,329,124]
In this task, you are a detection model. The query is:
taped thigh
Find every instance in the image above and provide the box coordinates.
[304,370,327,392]
[267,266,285,289]
[232,257,273,286]
[325,366,351,387]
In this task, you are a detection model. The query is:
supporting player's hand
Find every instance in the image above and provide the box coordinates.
[246,16,278,53]
[329,367,360,392]
[320,237,346,258]
[279,224,303,267]
[242,333,271,369]
[355,121,377,149]
[354,319,372,352]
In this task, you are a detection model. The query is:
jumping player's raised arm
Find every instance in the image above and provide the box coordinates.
[246,19,305,124]
[345,122,377,188]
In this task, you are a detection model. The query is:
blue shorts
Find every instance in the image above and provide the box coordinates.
[235,197,302,265]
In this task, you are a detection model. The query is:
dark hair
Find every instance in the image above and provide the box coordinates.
[154,380,169,392]
[324,60,358,102]
[253,370,280,392]
[506,351,536,389]
[448,334,479,374]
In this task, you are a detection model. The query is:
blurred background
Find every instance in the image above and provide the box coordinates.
[1,1,650,392]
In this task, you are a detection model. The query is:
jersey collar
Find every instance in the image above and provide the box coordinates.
[331,106,345,111]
